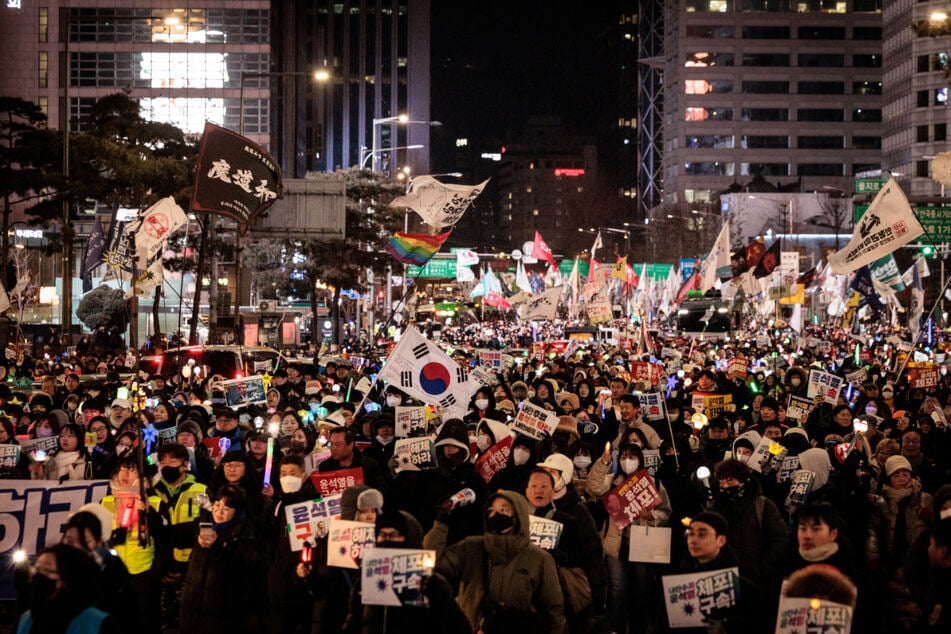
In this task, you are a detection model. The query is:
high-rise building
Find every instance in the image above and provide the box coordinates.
[0,1,272,137]
[0,1,432,180]
[270,0,432,178]
[883,1,950,196]
[662,1,883,211]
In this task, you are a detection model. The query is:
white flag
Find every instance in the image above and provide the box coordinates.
[391,177,489,229]
[456,265,474,283]
[456,249,479,266]
[376,327,474,419]
[521,287,561,321]
[516,261,532,294]
[909,261,924,341]
[698,221,731,293]
[590,232,603,261]
[828,178,924,274]
[133,197,188,268]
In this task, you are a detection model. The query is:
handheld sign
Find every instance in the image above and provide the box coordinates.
[394,405,428,438]
[311,467,364,497]
[601,469,662,530]
[284,495,341,551]
[392,437,437,473]
[361,547,436,607]
[512,402,559,440]
[662,567,741,629]
[474,435,513,483]
[528,516,563,550]
[776,597,853,634]
[327,518,376,569]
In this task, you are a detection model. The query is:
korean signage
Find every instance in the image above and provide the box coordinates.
[662,567,741,629]
[284,495,342,551]
[310,467,364,497]
[361,548,436,607]
[394,405,429,438]
[528,516,563,550]
[807,369,844,406]
[512,402,560,440]
[327,518,376,569]
[630,361,664,385]
[776,597,853,634]
[602,469,662,530]
[474,435,512,483]
[690,393,733,419]
[392,438,437,473]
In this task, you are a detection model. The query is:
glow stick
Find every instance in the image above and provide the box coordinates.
[263,437,274,484]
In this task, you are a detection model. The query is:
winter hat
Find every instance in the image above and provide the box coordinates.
[496,399,516,415]
[340,485,370,521]
[48,409,70,430]
[884,455,913,477]
[555,416,580,445]
[690,511,729,536]
[537,452,574,489]
[356,488,384,513]
[177,419,204,442]
[556,391,580,412]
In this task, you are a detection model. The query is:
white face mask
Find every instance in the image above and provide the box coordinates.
[512,447,531,466]
[36,427,53,438]
[620,458,640,474]
[736,453,750,464]
[865,404,877,415]
[386,395,402,408]
[474,398,489,411]
[476,434,492,452]
[573,455,592,469]
[375,434,394,446]
[280,475,302,494]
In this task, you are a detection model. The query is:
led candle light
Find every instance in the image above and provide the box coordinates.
[263,437,274,484]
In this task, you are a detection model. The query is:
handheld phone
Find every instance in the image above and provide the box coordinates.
[116,386,129,401]
[145,398,159,410]
[199,523,214,539]
[853,420,868,434]
[364,402,381,413]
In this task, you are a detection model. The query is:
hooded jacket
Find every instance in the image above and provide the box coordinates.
[423,490,565,634]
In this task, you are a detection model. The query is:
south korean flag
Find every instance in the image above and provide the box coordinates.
[377,327,474,419]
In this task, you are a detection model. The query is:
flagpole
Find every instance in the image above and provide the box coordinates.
[373,264,427,349]
[895,268,951,377]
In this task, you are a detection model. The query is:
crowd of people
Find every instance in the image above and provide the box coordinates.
[3,321,951,633]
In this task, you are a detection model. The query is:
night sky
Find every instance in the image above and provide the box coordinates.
[431,1,618,143]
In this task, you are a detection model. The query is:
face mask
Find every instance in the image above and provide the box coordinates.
[289,440,306,452]
[30,573,57,605]
[280,475,302,494]
[485,511,516,534]
[476,434,492,451]
[573,455,592,470]
[512,447,531,466]
[736,453,750,464]
[475,398,489,411]
[718,484,744,502]
[375,435,394,446]
[36,427,53,438]
[386,395,402,408]
[790,378,801,387]
[865,405,877,415]
[620,458,640,474]
[160,466,182,483]
[527,389,536,399]
[377,540,405,549]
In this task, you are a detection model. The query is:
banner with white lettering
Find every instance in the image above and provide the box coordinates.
[528,516,563,550]
[776,597,853,634]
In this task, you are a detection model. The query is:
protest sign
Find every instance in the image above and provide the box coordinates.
[0,480,110,599]
[327,518,376,569]
[845,368,867,386]
[690,393,733,418]
[776,455,801,483]
[311,467,364,497]
[392,437,437,473]
[640,393,665,421]
[785,470,816,514]
[158,425,179,444]
[361,548,436,607]
[512,402,559,440]
[0,444,21,469]
[642,449,662,479]
[586,301,613,324]
[284,495,342,551]
[474,435,512,483]
[469,365,495,387]
[19,436,60,459]
[220,375,267,407]
[306,449,332,474]
[785,395,814,425]
[477,349,502,371]
[727,356,748,380]
[906,362,939,389]
[748,437,787,474]
[662,567,741,628]
[776,597,853,634]
[394,405,429,438]
[528,516,564,550]
[630,361,664,385]
[807,369,844,406]
[602,469,662,530]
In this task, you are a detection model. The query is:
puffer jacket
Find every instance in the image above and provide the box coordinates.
[423,490,565,634]
[584,456,672,559]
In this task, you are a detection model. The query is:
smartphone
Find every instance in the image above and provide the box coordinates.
[116,386,129,400]
[199,523,214,539]
[145,398,159,410]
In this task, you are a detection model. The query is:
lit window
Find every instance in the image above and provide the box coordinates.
[38,52,48,89]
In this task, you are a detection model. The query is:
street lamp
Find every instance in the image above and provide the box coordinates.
[360,145,425,170]
[369,116,442,172]
[239,70,331,136]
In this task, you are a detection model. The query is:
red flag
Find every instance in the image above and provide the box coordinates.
[484,292,511,309]
[533,231,557,267]
[588,259,601,283]
[675,260,701,305]
[625,262,639,287]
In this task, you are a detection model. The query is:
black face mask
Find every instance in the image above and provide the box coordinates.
[289,441,306,452]
[160,466,183,483]
[717,484,745,503]
[485,512,516,535]
[377,540,406,549]
[31,573,58,606]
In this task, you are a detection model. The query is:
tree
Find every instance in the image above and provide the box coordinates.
[76,285,129,332]
[246,169,404,346]
[0,97,60,282]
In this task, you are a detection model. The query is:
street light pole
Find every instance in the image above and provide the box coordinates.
[370,114,408,173]
[360,145,425,170]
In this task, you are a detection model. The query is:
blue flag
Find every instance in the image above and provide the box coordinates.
[81,216,106,293]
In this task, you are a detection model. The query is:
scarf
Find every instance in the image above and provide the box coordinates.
[799,541,839,563]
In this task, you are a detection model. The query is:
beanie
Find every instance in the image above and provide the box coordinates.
[691,511,729,536]
[884,455,913,477]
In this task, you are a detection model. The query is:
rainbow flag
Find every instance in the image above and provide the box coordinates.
[386,229,452,266]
